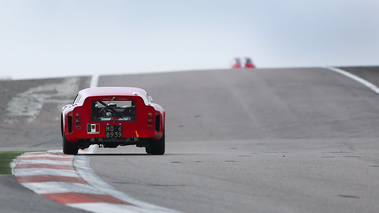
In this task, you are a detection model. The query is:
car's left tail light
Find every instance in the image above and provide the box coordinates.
[147,112,154,128]
[75,113,81,125]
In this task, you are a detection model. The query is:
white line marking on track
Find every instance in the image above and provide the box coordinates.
[90,74,99,88]
[326,66,379,94]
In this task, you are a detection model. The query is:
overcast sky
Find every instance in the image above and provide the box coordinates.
[1,0,378,79]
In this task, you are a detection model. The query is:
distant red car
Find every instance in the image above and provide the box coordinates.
[244,57,256,68]
[231,58,242,68]
[61,87,165,155]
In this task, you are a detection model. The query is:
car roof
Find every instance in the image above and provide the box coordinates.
[79,87,148,98]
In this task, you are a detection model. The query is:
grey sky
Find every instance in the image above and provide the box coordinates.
[1,0,378,79]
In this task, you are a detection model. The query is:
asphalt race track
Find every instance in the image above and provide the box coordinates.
[2,67,379,212]
[93,68,379,213]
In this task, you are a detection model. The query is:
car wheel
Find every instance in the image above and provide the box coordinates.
[145,146,152,154]
[149,128,165,155]
[63,135,78,155]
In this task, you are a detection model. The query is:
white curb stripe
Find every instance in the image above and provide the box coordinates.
[68,203,172,213]
[14,159,73,165]
[20,154,73,159]
[13,168,78,177]
[20,182,100,194]
[326,66,379,94]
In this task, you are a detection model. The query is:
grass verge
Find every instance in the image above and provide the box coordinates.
[0,151,27,175]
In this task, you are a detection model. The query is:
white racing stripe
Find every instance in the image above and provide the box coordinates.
[326,66,379,94]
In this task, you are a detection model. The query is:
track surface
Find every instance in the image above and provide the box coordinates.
[2,67,379,212]
[90,68,379,213]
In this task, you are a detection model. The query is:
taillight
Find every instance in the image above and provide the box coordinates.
[147,112,153,126]
[75,113,81,125]
[148,112,153,124]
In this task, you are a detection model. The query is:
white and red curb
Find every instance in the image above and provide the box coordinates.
[13,150,180,213]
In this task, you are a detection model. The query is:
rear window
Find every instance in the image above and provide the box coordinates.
[92,99,136,121]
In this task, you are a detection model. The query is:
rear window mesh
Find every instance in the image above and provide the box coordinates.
[92,100,136,121]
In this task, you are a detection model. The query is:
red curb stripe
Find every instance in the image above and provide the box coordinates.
[23,152,48,156]
[14,164,75,170]
[42,192,134,205]
[18,156,73,161]
[16,175,87,184]
[23,152,68,156]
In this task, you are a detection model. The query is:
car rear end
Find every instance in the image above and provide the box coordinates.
[64,95,162,148]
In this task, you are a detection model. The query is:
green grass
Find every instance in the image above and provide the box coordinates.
[0,151,27,175]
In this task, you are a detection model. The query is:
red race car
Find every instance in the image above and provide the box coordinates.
[231,57,242,68]
[244,57,256,68]
[61,87,165,155]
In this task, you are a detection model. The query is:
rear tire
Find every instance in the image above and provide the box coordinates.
[147,128,165,155]
[63,135,78,155]
[145,146,152,154]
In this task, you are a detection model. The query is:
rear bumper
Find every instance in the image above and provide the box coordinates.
[65,122,159,143]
